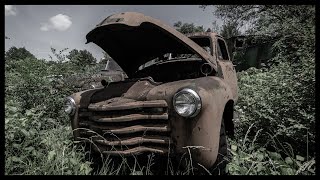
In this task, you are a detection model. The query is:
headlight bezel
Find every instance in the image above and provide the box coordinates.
[64,96,76,115]
[173,88,202,118]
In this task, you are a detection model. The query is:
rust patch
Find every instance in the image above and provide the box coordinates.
[91,113,168,123]
[101,124,170,134]
[88,99,167,111]
[102,146,168,156]
[95,136,170,146]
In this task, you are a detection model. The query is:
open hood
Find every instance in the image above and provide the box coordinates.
[86,12,217,77]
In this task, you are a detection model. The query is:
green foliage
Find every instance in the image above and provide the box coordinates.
[5,46,36,61]
[235,60,315,156]
[4,47,101,175]
[5,47,36,71]
[201,5,315,175]
[206,5,315,66]
[67,49,97,66]
[66,49,79,61]
[173,21,205,34]
[220,20,241,39]
[227,136,315,175]
[49,47,69,62]
[5,101,92,175]
[229,5,315,157]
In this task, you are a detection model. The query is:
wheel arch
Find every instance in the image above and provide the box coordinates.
[223,100,235,137]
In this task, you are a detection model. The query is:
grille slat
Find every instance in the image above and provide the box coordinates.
[90,113,168,122]
[102,124,170,134]
[88,99,167,111]
[102,146,169,156]
[78,123,169,134]
[78,99,171,155]
[95,136,171,146]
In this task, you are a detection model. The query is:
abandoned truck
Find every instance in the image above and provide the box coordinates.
[64,12,238,173]
[74,59,127,90]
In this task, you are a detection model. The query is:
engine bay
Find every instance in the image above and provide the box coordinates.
[133,58,215,83]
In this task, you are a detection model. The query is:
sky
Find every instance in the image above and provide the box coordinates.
[5,5,222,61]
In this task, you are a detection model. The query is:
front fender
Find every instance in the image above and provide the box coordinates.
[146,76,234,168]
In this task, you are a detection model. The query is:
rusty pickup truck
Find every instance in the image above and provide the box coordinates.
[64,12,238,174]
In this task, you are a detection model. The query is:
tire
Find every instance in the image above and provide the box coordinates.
[210,120,228,175]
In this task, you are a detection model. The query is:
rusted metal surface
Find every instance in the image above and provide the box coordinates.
[146,76,235,168]
[88,99,167,111]
[90,113,168,123]
[68,12,239,170]
[95,136,170,146]
[101,125,170,134]
[216,60,239,102]
[86,12,217,76]
[122,79,158,100]
[79,122,169,134]
[102,147,168,156]
[73,98,170,156]
[186,32,218,57]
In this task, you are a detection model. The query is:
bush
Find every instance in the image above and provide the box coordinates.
[5,54,95,175]
[227,135,315,175]
[235,57,315,158]
[5,101,92,175]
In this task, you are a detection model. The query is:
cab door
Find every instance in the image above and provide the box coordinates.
[216,37,238,102]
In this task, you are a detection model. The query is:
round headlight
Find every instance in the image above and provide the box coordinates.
[64,97,76,115]
[173,88,201,117]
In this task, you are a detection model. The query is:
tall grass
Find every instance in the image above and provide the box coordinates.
[4,47,315,175]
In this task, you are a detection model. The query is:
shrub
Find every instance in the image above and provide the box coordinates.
[235,57,315,158]
[5,54,96,175]
[5,101,92,175]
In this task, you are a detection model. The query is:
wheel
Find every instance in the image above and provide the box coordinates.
[210,120,228,175]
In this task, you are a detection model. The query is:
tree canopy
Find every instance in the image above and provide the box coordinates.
[173,21,205,34]
[5,47,36,61]
[67,49,97,66]
[220,20,241,39]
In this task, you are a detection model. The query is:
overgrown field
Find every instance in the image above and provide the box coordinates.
[5,51,315,175]
[5,5,315,175]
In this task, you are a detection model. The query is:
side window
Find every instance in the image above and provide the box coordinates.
[217,39,229,60]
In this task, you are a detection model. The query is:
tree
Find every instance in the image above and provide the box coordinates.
[173,21,205,34]
[220,20,241,39]
[211,20,221,33]
[67,49,97,66]
[5,46,36,61]
[201,5,315,63]
[49,47,69,62]
[66,49,79,61]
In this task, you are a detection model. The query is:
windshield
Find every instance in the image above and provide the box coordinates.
[138,41,211,71]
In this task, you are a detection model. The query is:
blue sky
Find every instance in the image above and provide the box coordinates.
[5,5,221,61]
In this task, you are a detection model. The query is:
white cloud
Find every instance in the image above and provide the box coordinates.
[5,5,17,16]
[40,14,72,32]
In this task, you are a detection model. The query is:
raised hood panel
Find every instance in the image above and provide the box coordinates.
[86,12,217,77]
